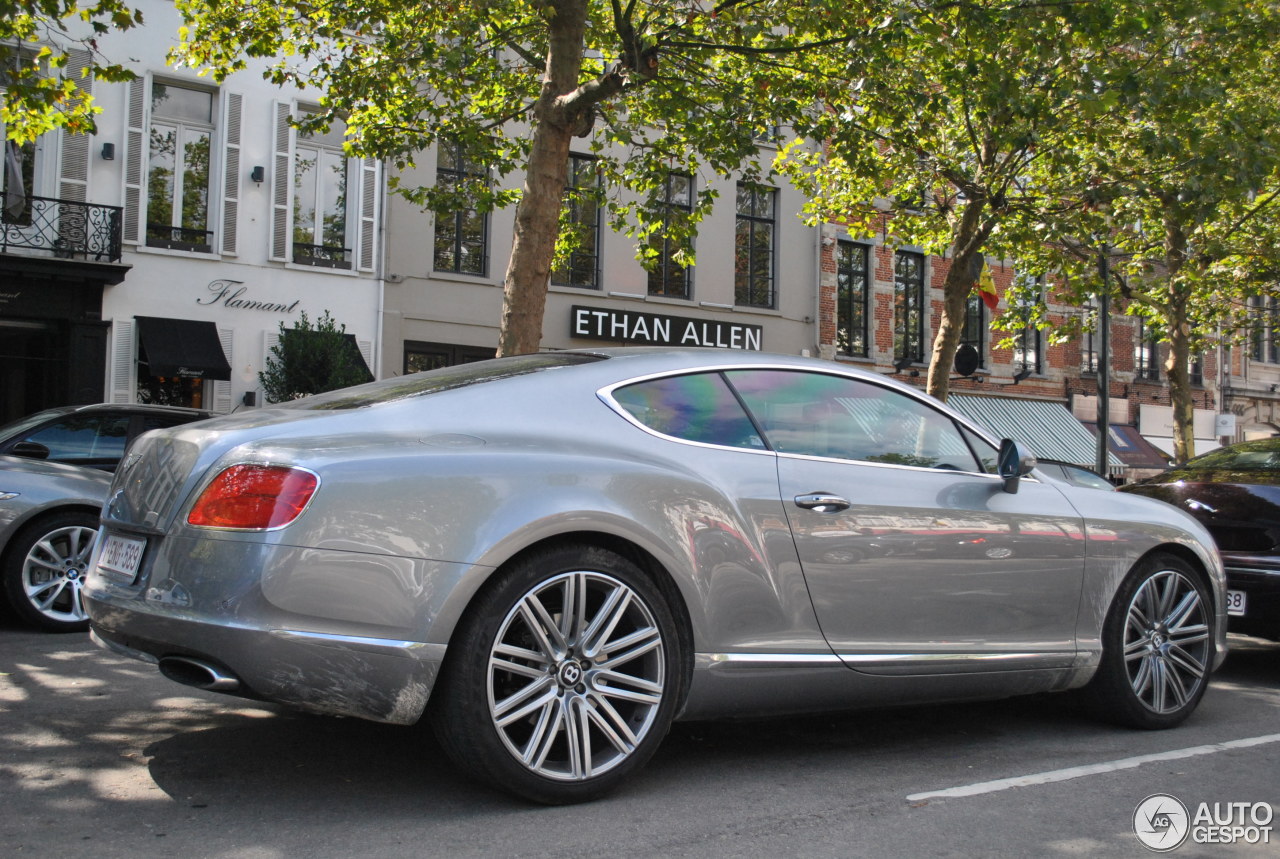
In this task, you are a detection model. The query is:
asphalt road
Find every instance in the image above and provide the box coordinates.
[2,618,1276,858]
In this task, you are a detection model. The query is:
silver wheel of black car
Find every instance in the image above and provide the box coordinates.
[1,511,99,632]
[1083,553,1213,729]
[433,545,682,803]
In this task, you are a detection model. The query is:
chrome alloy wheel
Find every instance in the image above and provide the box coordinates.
[1123,569,1211,715]
[486,570,666,781]
[21,523,97,626]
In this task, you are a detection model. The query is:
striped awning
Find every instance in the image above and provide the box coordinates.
[948,394,1124,472]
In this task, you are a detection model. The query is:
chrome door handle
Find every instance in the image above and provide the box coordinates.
[794,493,850,513]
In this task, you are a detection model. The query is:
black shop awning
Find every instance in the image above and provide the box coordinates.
[135,316,232,380]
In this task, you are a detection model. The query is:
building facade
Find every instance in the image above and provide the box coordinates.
[6,4,1268,478]
[380,144,820,375]
[1,4,382,424]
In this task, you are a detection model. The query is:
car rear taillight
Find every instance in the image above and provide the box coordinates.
[187,465,319,530]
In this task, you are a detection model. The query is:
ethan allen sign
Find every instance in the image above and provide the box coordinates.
[571,305,763,350]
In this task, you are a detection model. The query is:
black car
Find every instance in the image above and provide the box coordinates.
[0,403,215,472]
[1122,438,1280,640]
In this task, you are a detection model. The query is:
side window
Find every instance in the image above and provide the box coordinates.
[960,425,998,474]
[23,416,130,463]
[725,370,983,472]
[611,373,764,449]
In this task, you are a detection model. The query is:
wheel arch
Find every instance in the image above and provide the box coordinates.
[1,504,102,567]
[435,530,697,714]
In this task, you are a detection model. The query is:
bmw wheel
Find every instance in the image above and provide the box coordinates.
[433,545,683,804]
[1083,553,1214,729]
[2,511,99,633]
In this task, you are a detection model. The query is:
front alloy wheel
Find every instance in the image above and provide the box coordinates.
[1083,553,1213,729]
[433,545,681,803]
[1121,568,1211,716]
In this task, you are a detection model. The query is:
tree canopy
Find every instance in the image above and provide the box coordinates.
[1013,0,1280,462]
[1,0,142,141]
[780,0,1227,402]
[171,0,853,354]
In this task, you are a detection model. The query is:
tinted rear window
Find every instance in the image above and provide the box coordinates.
[613,372,764,449]
[287,353,606,410]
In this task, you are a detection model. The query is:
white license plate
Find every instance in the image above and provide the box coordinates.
[97,534,147,582]
[1226,590,1247,617]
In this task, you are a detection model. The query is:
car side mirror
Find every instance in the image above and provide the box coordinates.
[997,439,1037,494]
[10,441,51,461]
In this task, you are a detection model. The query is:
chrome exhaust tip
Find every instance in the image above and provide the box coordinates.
[158,655,241,692]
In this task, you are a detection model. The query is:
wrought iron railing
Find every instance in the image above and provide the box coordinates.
[1,193,123,262]
[293,241,352,269]
[146,223,214,253]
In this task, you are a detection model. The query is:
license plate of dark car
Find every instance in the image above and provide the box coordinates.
[1226,590,1246,616]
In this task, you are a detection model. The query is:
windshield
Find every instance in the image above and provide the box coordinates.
[286,353,607,410]
[0,407,77,441]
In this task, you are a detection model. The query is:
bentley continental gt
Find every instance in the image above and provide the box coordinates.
[84,349,1228,803]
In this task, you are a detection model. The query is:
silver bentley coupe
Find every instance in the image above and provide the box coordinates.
[85,349,1227,803]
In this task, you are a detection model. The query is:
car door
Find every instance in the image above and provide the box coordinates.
[725,369,1086,675]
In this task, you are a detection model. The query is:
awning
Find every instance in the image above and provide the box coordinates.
[1081,422,1172,471]
[949,394,1124,472]
[135,316,232,380]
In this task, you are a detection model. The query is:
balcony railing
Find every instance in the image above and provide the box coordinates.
[1,193,124,263]
[146,223,214,254]
[293,242,352,269]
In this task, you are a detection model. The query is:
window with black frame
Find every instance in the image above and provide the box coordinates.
[552,153,601,289]
[1134,317,1160,380]
[1013,281,1043,376]
[1082,298,1100,374]
[648,172,693,299]
[1250,296,1279,363]
[961,293,986,369]
[433,140,488,276]
[836,240,869,358]
[894,250,925,365]
[735,183,776,309]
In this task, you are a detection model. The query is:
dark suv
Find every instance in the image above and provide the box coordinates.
[0,403,215,472]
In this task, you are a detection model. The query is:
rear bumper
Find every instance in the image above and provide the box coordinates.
[87,596,445,724]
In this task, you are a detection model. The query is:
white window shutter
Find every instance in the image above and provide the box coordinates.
[57,49,92,203]
[110,320,136,404]
[269,102,293,262]
[356,157,380,272]
[122,75,149,245]
[358,339,374,376]
[212,327,235,413]
[220,92,243,256]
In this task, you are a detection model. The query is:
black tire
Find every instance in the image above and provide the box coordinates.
[431,544,683,804]
[1,510,99,633]
[1081,552,1214,729]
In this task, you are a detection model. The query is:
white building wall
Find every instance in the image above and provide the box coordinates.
[60,2,384,410]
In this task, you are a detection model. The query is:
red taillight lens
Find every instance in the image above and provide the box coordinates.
[187,465,318,530]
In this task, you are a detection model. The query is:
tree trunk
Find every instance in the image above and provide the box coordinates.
[496,1,589,357]
[1162,209,1195,464]
[1166,300,1196,464]
[925,199,992,402]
